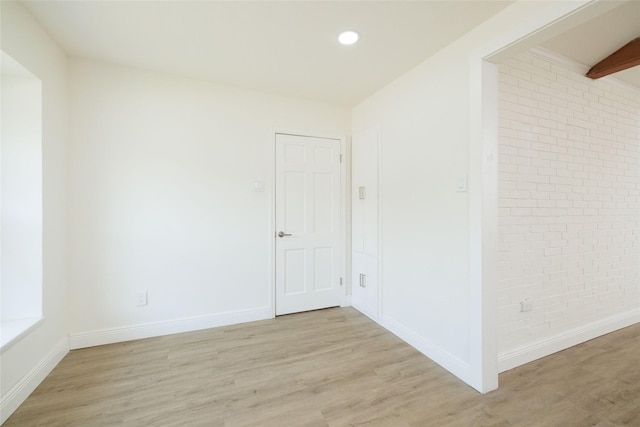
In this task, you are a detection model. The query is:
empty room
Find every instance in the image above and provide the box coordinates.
[1,0,639,425]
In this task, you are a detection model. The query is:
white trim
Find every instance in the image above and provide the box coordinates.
[344,132,353,308]
[353,305,384,329]
[69,307,272,349]
[339,134,347,309]
[0,337,69,425]
[498,309,640,373]
[269,130,277,318]
[528,47,640,94]
[1,316,44,353]
[375,123,385,319]
[382,314,472,385]
[352,301,376,322]
[477,60,500,393]
[273,127,346,142]
[528,46,589,75]
[471,0,627,393]
[482,1,618,65]
[374,124,383,322]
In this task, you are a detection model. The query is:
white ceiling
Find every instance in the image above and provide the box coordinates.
[18,1,640,106]
[21,0,512,106]
[541,0,640,88]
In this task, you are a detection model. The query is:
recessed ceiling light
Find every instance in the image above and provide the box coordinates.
[338,30,359,46]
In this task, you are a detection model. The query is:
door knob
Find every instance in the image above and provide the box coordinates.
[278,231,293,238]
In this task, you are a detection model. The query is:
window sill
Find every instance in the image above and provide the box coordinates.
[1,316,44,354]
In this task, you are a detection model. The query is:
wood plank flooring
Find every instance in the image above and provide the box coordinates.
[4,308,640,426]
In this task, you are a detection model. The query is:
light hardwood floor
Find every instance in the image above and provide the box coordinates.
[4,308,640,426]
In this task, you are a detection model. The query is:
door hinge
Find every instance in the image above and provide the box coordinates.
[340,277,343,286]
[340,154,343,163]
[359,186,366,200]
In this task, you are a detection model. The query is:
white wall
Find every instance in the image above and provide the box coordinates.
[354,43,472,357]
[67,59,350,345]
[1,70,42,321]
[1,2,625,417]
[351,0,602,392]
[0,1,69,422]
[497,50,640,370]
[353,28,478,390]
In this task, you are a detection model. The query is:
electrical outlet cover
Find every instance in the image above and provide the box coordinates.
[520,298,533,312]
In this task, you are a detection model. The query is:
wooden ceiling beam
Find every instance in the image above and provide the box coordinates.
[586,37,640,79]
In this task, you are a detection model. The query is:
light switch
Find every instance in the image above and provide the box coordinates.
[252,178,265,192]
[135,291,147,306]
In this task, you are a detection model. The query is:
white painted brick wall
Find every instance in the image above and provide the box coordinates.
[498,50,640,354]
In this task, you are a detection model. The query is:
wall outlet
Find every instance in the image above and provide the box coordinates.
[520,298,533,312]
[135,290,148,306]
[456,174,468,192]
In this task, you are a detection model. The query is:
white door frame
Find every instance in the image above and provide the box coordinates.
[270,128,347,317]
[469,0,623,393]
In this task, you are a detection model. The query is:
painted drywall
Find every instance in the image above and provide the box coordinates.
[0,1,69,421]
[67,59,350,340]
[353,27,473,379]
[497,50,640,366]
[1,71,42,322]
[351,0,602,391]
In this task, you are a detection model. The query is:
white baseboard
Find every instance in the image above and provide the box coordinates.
[0,337,69,425]
[69,307,273,350]
[352,302,380,324]
[382,314,472,387]
[498,309,640,373]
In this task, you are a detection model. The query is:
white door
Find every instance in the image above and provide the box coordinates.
[275,133,343,315]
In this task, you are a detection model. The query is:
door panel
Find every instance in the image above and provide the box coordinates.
[352,252,379,320]
[284,171,305,232]
[275,133,342,315]
[313,172,334,233]
[313,247,333,291]
[284,249,306,295]
[351,126,380,320]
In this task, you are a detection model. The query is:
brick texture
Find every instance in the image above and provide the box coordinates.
[498,50,640,354]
